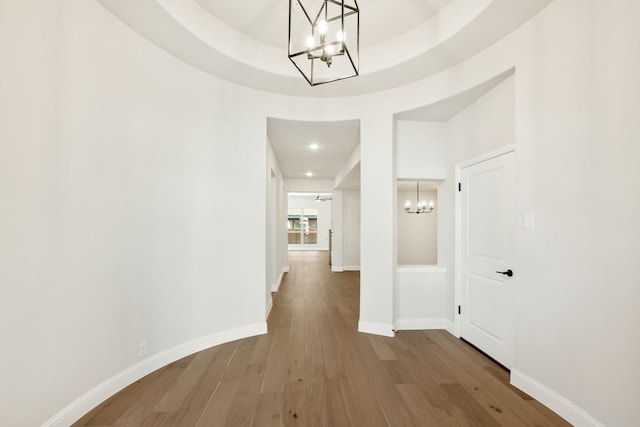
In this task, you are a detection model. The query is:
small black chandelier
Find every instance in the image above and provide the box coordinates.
[288,0,360,86]
[404,181,435,214]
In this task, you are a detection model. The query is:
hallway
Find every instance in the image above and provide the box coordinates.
[74,251,569,426]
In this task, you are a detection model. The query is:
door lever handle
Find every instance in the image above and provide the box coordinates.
[496,269,513,277]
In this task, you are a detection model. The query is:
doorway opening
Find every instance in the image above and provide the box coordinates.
[287,192,332,251]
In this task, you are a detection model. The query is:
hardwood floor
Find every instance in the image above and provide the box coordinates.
[74,251,570,426]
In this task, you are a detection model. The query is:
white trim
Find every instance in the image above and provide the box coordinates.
[271,266,288,292]
[395,318,446,330]
[454,158,462,337]
[454,144,515,338]
[358,320,395,337]
[511,370,606,427]
[42,323,268,427]
[397,265,446,273]
[266,295,273,319]
[331,266,344,272]
[445,319,457,336]
[343,265,360,271]
[456,144,515,169]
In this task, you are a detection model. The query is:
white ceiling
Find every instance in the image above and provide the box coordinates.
[195,0,453,49]
[98,0,553,97]
[267,118,360,180]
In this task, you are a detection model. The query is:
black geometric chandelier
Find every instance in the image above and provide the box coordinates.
[288,0,360,86]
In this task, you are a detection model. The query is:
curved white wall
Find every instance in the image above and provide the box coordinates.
[1,0,639,426]
[1,1,273,425]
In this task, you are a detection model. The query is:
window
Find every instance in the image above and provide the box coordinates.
[288,208,318,245]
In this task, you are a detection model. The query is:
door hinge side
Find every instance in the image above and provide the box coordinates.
[458,305,461,315]
[458,183,462,192]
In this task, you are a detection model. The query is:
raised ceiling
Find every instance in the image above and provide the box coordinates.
[97,0,552,97]
[194,0,453,49]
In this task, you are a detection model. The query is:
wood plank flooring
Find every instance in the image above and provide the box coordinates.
[74,251,570,426]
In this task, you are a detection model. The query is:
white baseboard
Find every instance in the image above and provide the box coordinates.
[510,370,605,427]
[358,320,395,337]
[395,318,446,330]
[397,265,447,273]
[271,267,288,292]
[266,295,273,319]
[445,319,457,336]
[42,323,268,427]
[288,246,329,251]
[331,265,359,272]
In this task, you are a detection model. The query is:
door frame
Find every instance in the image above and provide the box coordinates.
[453,144,515,339]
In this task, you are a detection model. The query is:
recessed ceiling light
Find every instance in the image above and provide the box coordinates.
[306,172,313,177]
[309,143,319,150]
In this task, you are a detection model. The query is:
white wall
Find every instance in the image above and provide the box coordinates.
[285,179,334,192]
[0,2,269,425]
[2,0,639,426]
[267,139,287,298]
[334,144,361,189]
[508,2,640,425]
[396,121,447,180]
[395,266,447,330]
[359,113,396,337]
[397,189,438,265]
[342,190,361,269]
[330,190,343,270]
[333,145,361,271]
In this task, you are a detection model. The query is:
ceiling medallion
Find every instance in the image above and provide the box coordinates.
[288,0,360,86]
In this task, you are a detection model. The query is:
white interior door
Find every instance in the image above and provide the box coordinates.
[459,151,515,368]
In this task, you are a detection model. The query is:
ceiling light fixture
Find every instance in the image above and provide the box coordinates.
[404,181,435,214]
[306,172,314,177]
[309,143,319,150]
[316,193,332,202]
[288,0,360,86]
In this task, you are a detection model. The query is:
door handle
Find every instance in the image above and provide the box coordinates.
[496,269,513,277]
